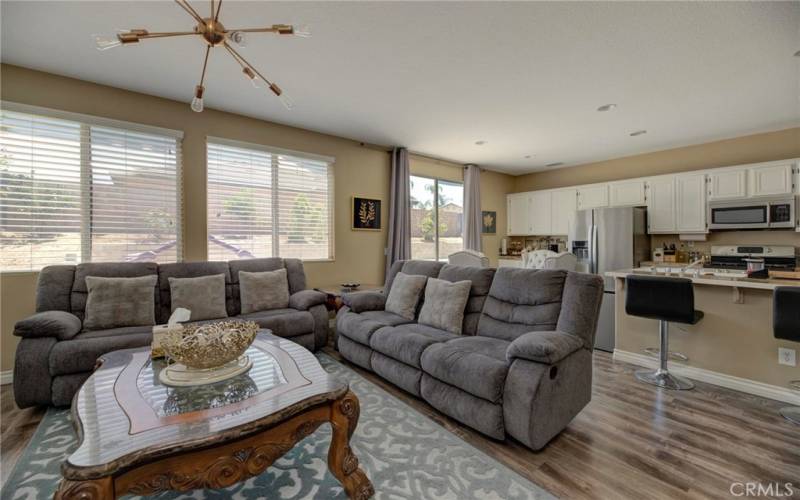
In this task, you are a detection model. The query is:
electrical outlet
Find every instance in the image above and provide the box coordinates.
[778,348,796,367]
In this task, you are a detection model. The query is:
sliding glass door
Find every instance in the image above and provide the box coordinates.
[410,175,463,261]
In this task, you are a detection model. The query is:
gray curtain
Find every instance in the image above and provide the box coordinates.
[386,147,411,276]
[463,164,482,251]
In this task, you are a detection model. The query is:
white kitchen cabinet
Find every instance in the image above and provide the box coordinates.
[609,179,646,207]
[709,169,747,200]
[577,184,609,210]
[529,191,552,235]
[645,176,676,233]
[675,173,707,233]
[748,163,794,197]
[551,188,577,235]
[507,193,531,235]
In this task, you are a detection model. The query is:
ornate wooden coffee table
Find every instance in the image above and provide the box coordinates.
[55,331,374,499]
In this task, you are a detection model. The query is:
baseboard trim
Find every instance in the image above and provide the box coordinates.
[1,370,12,386]
[613,350,800,405]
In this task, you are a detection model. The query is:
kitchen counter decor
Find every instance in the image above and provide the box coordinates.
[159,320,259,387]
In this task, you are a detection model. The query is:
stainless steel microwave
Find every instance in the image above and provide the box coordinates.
[708,196,796,230]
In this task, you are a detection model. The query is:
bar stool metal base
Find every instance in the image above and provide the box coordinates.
[635,320,695,391]
[779,406,800,425]
[635,368,695,390]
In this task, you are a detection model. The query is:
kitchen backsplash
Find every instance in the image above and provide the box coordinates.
[651,230,799,259]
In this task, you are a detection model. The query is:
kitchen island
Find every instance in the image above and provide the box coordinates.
[606,269,800,404]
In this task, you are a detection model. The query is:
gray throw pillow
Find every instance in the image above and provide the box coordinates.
[385,272,428,320]
[169,274,228,321]
[84,275,158,331]
[418,277,472,334]
[239,269,290,314]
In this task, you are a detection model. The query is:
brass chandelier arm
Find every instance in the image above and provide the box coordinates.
[214,0,222,23]
[174,0,205,24]
[228,26,285,34]
[137,31,201,40]
[199,45,211,87]
[223,42,274,86]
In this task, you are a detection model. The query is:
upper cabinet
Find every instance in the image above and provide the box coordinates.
[577,184,609,210]
[551,188,577,236]
[507,193,530,236]
[675,173,707,233]
[505,158,798,237]
[609,179,646,207]
[645,176,676,233]
[708,169,747,200]
[748,163,794,197]
[529,191,552,235]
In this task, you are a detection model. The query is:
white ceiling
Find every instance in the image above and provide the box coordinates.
[2,1,799,174]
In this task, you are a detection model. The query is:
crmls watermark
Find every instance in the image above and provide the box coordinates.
[730,482,795,497]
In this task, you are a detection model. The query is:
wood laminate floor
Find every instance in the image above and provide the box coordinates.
[1,350,798,499]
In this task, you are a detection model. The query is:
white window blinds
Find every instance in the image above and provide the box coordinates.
[0,106,182,271]
[207,139,334,261]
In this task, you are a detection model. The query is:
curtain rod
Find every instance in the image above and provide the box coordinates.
[356,141,483,170]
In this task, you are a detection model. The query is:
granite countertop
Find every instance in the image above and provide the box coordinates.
[606,269,800,290]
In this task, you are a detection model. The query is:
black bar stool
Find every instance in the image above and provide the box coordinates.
[774,286,800,425]
[625,275,703,390]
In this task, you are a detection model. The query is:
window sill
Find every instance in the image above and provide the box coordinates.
[0,270,41,276]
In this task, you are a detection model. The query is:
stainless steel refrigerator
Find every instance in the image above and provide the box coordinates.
[568,206,649,352]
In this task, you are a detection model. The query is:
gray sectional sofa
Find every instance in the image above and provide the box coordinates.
[336,260,604,450]
[13,258,328,408]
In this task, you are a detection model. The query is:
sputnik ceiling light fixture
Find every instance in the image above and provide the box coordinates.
[93,0,310,112]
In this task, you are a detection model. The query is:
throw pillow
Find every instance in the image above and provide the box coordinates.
[418,277,472,334]
[239,269,290,314]
[384,272,428,320]
[84,275,158,330]
[169,274,228,321]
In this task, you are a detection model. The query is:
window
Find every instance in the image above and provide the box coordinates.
[207,138,334,261]
[410,175,463,261]
[0,105,182,271]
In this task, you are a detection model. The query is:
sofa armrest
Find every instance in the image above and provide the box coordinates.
[506,330,585,364]
[341,290,386,313]
[14,311,82,340]
[289,290,327,311]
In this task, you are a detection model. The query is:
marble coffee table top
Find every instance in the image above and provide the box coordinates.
[64,331,347,480]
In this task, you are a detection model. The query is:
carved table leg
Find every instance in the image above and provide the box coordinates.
[54,477,114,500]
[328,390,374,500]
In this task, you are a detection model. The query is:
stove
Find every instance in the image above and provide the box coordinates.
[709,245,797,271]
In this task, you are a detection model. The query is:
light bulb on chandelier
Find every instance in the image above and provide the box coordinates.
[93,33,122,51]
[292,25,312,38]
[242,67,264,89]
[191,85,205,113]
[269,83,294,110]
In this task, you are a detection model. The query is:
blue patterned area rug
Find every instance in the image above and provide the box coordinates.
[1,353,555,499]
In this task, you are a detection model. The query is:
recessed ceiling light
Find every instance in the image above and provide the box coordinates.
[546,162,564,168]
[474,140,487,146]
[597,104,617,112]
[629,130,647,137]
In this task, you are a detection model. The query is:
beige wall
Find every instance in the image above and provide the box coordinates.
[409,155,513,266]
[514,127,800,192]
[0,64,515,373]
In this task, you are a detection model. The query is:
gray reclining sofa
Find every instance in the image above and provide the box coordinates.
[336,260,603,450]
[13,258,327,408]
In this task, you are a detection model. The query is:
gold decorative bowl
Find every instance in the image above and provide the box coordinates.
[161,320,258,370]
